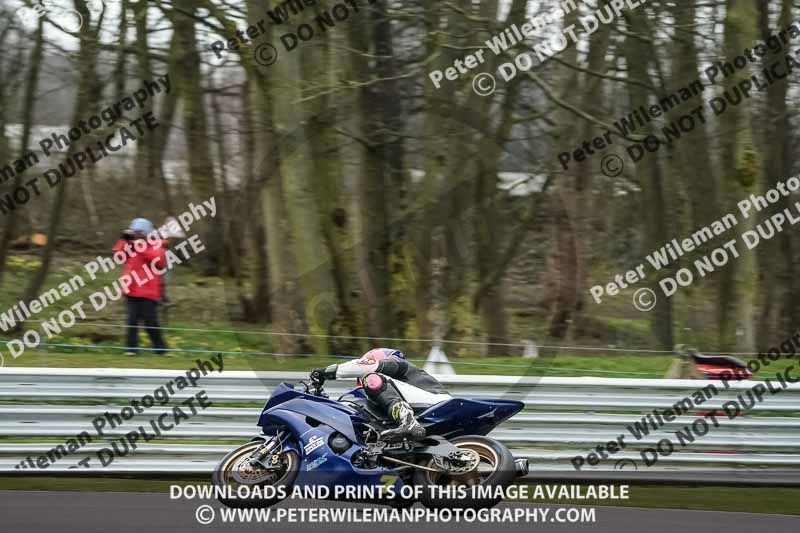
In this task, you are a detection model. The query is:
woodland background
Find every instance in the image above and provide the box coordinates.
[0,0,797,364]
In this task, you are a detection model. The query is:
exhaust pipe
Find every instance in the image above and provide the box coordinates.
[514,458,529,478]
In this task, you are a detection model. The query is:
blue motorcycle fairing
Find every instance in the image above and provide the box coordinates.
[338,386,523,437]
[417,398,524,438]
[257,387,405,495]
[259,396,364,444]
[251,382,522,501]
[261,383,524,439]
[263,383,360,417]
[290,423,401,490]
[257,417,405,494]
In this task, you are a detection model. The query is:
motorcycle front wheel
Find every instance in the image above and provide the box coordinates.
[212,440,300,508]
[413,435,516,509]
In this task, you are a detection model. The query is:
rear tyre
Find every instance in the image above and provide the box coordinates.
[414,435,516,509]
[212,440,299,508]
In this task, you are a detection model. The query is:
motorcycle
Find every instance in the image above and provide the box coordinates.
[212,378,529,509]
[674,344,752,381]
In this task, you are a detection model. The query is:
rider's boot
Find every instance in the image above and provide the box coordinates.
[380,401,426,442]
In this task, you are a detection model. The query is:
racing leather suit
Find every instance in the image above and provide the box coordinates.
[311,353,451,441]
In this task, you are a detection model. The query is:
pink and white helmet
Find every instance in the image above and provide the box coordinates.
[356,347,405,365]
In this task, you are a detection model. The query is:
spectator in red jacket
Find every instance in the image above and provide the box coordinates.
[113,218,168,355]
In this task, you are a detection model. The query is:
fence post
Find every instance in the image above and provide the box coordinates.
[424,344,456,375]
[523,340,538,359]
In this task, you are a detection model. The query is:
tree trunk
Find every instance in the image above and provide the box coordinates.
[0,18,44,285]
[302,16,357,351]
[544,5,580,342]
[756,0,791,348]
[173,0,223,275]
[23,2,102,303]
[624,10,673,349]
[716,0,761,353]
[573,1,611,336]
[667,2,718,345]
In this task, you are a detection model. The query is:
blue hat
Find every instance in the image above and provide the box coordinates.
[129,218,154,235]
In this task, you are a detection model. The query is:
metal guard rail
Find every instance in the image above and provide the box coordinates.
[1,368,798,484]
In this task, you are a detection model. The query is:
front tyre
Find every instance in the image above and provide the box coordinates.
[212,440,299,508]
[414,435,516,510]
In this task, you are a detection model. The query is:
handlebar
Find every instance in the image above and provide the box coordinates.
[300,380,328,398]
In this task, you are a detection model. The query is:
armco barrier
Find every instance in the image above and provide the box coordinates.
[1,368,799,483]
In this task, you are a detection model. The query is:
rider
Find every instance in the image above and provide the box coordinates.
[310,348,451,442]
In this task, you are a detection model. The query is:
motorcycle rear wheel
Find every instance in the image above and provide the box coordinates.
[212,440,299,508]
[413,435,516,509]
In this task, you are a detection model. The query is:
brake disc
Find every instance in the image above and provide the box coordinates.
[231,454,279,485]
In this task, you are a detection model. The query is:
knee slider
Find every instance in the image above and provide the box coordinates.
[363,373,386,397]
